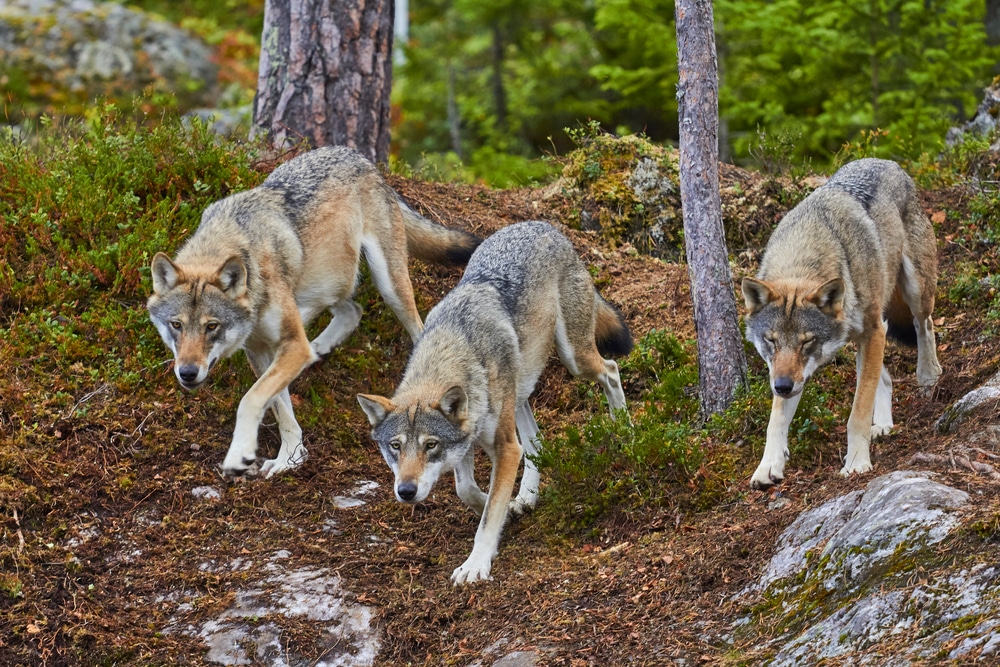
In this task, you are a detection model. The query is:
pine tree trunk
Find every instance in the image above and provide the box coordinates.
[253,0,394,163]
[675,0,747,420]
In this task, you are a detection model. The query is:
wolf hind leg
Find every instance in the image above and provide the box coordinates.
[898,255,942,388]
[311,300,363,356]
[510,402,541,516]
[554,316,628,417]
[362,233,423,342]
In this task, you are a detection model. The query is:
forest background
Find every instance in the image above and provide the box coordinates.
[23,0,1000,186]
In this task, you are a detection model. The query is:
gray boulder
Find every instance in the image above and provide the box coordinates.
[739,471,999,665]
[0,0,218,111]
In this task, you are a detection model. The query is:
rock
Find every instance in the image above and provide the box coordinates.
[0,0,218,113]
[945,79,1000,147]
[936,369,1000,434]
[739,471,1000,665]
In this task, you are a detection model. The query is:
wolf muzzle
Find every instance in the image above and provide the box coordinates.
[396,481,418,502]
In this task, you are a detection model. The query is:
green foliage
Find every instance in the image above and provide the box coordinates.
[719,0,998,163]
[533,330,702,532]
[0,102,266,395]
[560,122,682,255]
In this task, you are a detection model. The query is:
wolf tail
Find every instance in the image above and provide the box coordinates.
[595,296,634,357]
[397,196,481,266]
[884,290,918,347]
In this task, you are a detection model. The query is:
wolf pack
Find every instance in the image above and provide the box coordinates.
[148,146,943,585]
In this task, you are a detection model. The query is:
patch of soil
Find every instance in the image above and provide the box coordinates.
[3,168,999,666]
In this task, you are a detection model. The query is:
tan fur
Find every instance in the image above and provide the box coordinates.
[742,158,942,489]
[148,146,479,478]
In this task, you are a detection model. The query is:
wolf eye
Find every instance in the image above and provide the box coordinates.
[389,440,401,451]
[205,322,220,332]
[170,320,182,331]
[801,336,816,351]
[425,439,438,451]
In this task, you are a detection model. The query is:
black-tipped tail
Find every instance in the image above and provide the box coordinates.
[398,197,482,266]
[595,297,634,357]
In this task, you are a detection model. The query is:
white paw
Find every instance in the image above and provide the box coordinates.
[260,444,308,479]
[221,442,258,476]
[750,453,787,490]
[871,423,892,439]
[508,495,534,517]
[840,459,873,476]
[451,555,493,586]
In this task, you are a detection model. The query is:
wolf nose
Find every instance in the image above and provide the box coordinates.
[178,365,200,384]
[397,481,418,502]
[774,377,794,396]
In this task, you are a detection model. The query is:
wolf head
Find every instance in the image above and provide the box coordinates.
[742,277,849,398]
[357,387,473,504]
[147,252,254,390]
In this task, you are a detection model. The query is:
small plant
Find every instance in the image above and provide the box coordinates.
[532,329,702,532]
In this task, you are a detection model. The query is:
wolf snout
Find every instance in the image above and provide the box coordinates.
[773,376,795,397]
[177,364,202,386]
[396,481,418,502]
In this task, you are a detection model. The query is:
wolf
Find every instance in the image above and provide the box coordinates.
[147,146,480,478]
[741,158,943,490]
[357,221,633,585]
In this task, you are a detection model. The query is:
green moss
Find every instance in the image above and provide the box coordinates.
[560,121,682,257]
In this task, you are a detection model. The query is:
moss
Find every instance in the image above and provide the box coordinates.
[560,121,683,257]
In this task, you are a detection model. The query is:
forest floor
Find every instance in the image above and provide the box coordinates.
[3,164,999,666]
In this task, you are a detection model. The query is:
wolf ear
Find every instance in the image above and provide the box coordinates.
[741,278,774,314]
[214,255,247,296]
[357,394,394,427]
[436,385,468,427]
[807,278,845,317]
[151,253,181,294]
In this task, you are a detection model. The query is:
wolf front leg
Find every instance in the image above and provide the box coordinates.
[451,407,522,585]
[750,392,803,490]
[842,329,886,476]
[221,315,317,476]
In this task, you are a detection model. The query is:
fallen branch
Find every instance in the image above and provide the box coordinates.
[910,452,1000,481]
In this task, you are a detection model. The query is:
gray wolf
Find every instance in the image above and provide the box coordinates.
[742,158,942,489]
[147,146,480,478]
[357,221,632,585]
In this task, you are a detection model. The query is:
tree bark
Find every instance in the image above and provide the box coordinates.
[675,0,747,420]
[253,0,394,163]
[988,0,1000,47]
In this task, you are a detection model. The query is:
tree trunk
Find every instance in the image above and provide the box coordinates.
[675,0,747,420]
[988,0,1000,47]
[491,22,508,133]
[253,0,394,163]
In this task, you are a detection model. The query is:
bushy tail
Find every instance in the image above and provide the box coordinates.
[595,296,634,357]
[397,197,481,266]
[884,290,918,347]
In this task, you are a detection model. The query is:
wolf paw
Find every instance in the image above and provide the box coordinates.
[451,557,493,586]
[839,459,873,476]
[508,495,536,518]
[871,423,892,439]
[260,444,308,479]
